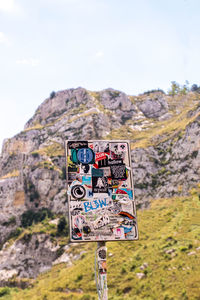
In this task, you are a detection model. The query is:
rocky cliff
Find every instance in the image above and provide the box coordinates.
[0,87,199,283]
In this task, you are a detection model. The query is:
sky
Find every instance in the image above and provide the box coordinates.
[0,0,200,150]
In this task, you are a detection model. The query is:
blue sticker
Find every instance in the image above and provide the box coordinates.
[82,176,92,185]
[77,148,94,164]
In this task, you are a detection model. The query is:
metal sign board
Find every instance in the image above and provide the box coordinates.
[66,140,138,242]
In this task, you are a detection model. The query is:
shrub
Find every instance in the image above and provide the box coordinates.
[56,216,68,236]
[143,89,165,95]
[50,91,56,99]
[31,152,39,158]
[75,274,83,282]
[21,208,53,228]
[60,166,66,180]
[2,216,16,226]
[0,287,10,297]
[8,227,22,239]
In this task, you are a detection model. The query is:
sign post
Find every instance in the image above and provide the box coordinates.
[96,241,108,300]
[65,140,138,299]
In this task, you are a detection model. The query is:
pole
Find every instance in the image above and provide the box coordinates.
[96,241,108,300]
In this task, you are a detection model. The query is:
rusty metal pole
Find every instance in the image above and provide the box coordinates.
[96,241,108,300]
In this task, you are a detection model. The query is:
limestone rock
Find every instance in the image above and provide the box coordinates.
[138,95,168,118]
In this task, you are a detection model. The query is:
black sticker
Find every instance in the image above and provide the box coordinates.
[92,177,108,193]
[68,165,78,173]
[98,157,108,168]
[80,164,90,174]
[108,159,123,166]
[110,164,127,180]
[68,141,88,149]
[71,185,86,199]
[98,249,106,259]
[83,225,91,234]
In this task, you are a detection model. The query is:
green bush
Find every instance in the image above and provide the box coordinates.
[0,287,10,297]
[8,227,22,239]
[2,216,16,226]
[60,166,66,180]
[56,216,68,236]
[21,208,53,228]
[31,152,39,158]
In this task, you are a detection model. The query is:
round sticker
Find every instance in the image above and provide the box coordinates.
[71,185,86,200]
[77,148,94,164]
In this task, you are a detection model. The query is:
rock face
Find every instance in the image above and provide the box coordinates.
[0,233,59,279]
[138,95,168,118]
[0,87,199,219]
[0,87,199,280]
[132,111,200,208]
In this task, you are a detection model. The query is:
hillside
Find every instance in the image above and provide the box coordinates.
[1,187,200,299]
[0,87,199,298]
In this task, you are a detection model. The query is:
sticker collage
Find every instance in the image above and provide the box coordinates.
[66,140,138,242]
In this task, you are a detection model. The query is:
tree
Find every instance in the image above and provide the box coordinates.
[50,91,56,99]
[191,84,198,92]
[168,81,180,96]
[57,216,68,236]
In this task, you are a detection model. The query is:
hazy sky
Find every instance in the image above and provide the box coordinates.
[0,0,200,150]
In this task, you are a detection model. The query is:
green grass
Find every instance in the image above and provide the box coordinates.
[3,185,200,300]
[105,94,200,149]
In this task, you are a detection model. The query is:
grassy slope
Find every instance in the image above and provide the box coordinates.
[1,186,200,300]
[105,93,200,149]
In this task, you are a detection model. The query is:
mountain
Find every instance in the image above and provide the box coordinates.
[0,87,199,298]
[1,189,200,299]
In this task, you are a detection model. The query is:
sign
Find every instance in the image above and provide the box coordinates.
[66,140,138,242]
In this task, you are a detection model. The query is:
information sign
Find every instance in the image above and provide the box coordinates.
[66,140,138,242]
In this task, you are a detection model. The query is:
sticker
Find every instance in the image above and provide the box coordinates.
[110,143,119,154]
[86,189,93,198]
[110,164,127,180]
[68,173,78,182]
[92,177,108,193]
[71,185,86,199]
[108,179,119,188]
[101,167,111,177]
[118,211,136,235]
[77,148,95,164]
[79,164,91,175]
[98,248,107,259]
[71,207,83,216]
[83,198,113,213]
[82,225,91,234]
[110,151,125,160]
[98,158,108,168]
[95,152,108,161]
[93,142,109,153]
[94,215,110,229]
[68,164,78,173]
[113,227,125,239]
[71,149,79,164]
[118,143,127,152]
[68,141,88,149]
[111,143,127,153]
[115,188,133,199]
[92,168,104,177]
[98,260,107,273]
[108,159,123,166]
[82,176,92,185]
[72,228,82,240]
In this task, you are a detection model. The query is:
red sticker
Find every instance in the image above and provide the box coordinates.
[95,152,108,161]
